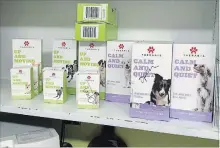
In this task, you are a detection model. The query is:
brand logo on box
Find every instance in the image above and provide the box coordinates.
[141,46,161,57]
[19,70,22,74]
[87,76,91,79]
[62,42,66,47]
[20,40,34,48]
[190,47,198,54]
[184,46,204,57]
[89,43,94,48]
[118,44,124,49]
[24,41,29,46]
[52,73,55,77]
[148,46,155,53]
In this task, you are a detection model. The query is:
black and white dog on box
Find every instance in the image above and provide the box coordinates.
[98,60,106,87]
[63,60,78,83]
[193,64,212,112]
[147,74,171,106]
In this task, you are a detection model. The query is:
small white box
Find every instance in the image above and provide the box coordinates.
[12,39,43,92]
[52,39,78,95]
[130,42,173,121]
[171,44,216,122]
[10,67,34,99]
[78,41,106,100]
[43,68,67,104]
[76,71,100,109]
[106,41,134,103]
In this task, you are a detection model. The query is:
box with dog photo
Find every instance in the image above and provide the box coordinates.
[130,43,172,121]
[52,39,78,95]
[43,68,67,104]
[78,41,106,100]
[171,44,216,122]
[76,71,100,109]
[10,67,34,99]
[106,41,134,103]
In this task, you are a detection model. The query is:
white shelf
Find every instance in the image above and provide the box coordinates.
[0,80,218,140]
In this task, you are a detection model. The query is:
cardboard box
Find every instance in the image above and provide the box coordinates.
[106,41,134,103]
[170,44,216,122]
[12,39,43,92]
[130,42,173,121]
[10,67,34,99]
[77,3,117,25]
[52,39,78,95]
[75,23,117,41]
[76,71,100,109]
[78,41,106,99]
[43,68,67,104]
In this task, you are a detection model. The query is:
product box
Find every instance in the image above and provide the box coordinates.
[130,43,173,121]
[52,39,78,95]
[78,41,106,99]
[75,23,118,41]
[106,41,134,103]
[77,3,117,25]
[10,67,34,99]
[170,44,216,122]
[76,71,100,109]
[12,39,43,92]
[43,68,67,104]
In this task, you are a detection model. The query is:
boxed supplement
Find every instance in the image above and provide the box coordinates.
[130,43,173,121]
[106,41,134,103]
[52,39,78,95]
[12,39,43,92]
[77,3,117,25]
[10,67,34,99]
[43,68,67,104]
[75,23,118,41]
[76,71,100,109]
[78,41,106,99]
[171,44,216,122]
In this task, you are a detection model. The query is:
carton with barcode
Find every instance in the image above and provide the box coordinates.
[130,42,173,121]
[52,39,78,95]
[106,41,134,103]
[76,71,100,109]
[43,68,67,104]
[10,67,34,99]
[12,39,43,92]
[75,23,118,41]
[77,3,117,25]
[78,41,106,100]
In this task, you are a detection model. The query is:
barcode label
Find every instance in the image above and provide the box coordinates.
[81,26,99,39]
[84,6,102,20]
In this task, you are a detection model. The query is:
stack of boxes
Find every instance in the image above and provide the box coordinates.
[75,3,118,108]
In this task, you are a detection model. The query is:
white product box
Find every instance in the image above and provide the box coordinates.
[43,68,67,104]
[130,43,173,121]
[12,39,43,92]
[78,41,106,100]
[106,41,134,103]
[0,136,16,148]
[52,39,78,95]
[171,44,216,122]
[76,71,100,109]
[10,67,34,99]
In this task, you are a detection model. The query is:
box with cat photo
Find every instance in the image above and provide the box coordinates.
[10,66,34,99]
[52,39,78,95]
[76,71,100,109]
[78,41,106,100]
[43,67,67,104]
[171,44,216,122]
[130,42,173,121]
[12,39,43,92]
[106,41,134,103]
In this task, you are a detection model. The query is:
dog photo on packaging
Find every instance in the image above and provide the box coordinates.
[130,43,172,121]
[78,41,106,100]
[106,41,134,103]
[52,39,78,95]
[171,44,216,122]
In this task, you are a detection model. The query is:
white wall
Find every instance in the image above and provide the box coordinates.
[0,0,216,79]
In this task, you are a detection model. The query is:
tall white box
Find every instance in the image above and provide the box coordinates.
[130,42,172,121]
[52,39,78,95]
[171,44,216,122]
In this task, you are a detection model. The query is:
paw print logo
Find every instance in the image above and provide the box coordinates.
[19,70,22,74]
[52,73,55,76]
[147,46,155,53]
[62,42,66,47]
[89,43,94,48]
[190,47,198,54]
[118,44,124,49]
[24,41,29,46]
[87,76,91,79]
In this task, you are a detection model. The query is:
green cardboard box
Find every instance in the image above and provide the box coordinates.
[77,3,117,25]
[75,23,118,41]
